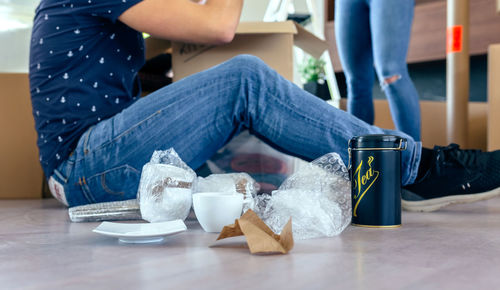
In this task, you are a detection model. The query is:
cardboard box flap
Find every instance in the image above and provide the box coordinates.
[236,21,328,59]
[292,22,329,59]
[236,21,298,34]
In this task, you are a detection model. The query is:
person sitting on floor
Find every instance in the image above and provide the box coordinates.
[29,0,500,212]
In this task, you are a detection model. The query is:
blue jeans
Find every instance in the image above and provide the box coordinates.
[335,0,422,141]
[51,55,422,206]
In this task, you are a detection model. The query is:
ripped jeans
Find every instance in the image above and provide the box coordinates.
[335,0,421,141]
[51,55,422,207]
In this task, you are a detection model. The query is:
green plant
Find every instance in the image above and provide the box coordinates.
[299,57,326,84]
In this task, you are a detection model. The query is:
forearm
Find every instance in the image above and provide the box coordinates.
[119,0,244,44]
[204,0,243,43]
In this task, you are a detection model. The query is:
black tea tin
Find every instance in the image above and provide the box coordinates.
[348,135,407,228]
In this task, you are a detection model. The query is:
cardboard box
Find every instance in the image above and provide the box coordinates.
[0,73,43,198]
[340,99,488,150]
[488,44,500,150]
[146,21,329,82]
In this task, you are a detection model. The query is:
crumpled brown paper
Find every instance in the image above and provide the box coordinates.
[216,210,294,254]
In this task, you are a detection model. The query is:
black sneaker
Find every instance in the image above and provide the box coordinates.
[402,144,500,212]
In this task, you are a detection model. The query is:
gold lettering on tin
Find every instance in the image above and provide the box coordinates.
[352,156,380,217]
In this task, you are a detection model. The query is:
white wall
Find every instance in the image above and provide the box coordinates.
[0,0,40,72]
[240,0,270,22]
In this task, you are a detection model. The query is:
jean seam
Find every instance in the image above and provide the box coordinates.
[80,180,97,204]
[101,173,124,196]
[87,164,140,180]
[404,141,421,186]
[83,125,95,155]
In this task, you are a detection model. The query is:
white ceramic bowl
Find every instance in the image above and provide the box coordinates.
[192,192,244,233]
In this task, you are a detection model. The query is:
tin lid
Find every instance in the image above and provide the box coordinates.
[349,134,407,150]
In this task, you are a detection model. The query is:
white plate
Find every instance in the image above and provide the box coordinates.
[93,220,187,244]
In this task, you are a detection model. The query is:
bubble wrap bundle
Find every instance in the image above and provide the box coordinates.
[195,173,259,211]
[195,173,259,195]
[251,153,352,239]
[138,149,196,222]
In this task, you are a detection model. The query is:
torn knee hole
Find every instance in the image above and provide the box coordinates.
[382,74,401,85]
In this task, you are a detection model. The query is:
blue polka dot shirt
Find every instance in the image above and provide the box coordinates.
[29,0,144,177]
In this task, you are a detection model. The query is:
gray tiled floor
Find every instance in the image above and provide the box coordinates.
[1,198,499,289]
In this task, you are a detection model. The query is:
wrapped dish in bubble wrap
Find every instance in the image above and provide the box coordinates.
[138,149,196,223]
[250,153,352,239]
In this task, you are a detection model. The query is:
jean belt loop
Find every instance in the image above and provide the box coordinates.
[53,168,68,184]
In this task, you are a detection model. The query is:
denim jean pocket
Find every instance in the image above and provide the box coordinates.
[85,165,141,202]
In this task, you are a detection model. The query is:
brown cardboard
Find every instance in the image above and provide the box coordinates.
[159,21,328,82]
[144,38,171,60]
[0,73,43,198]
[340,99,488,150]
[216,209,294,254]
[488,44,500,151]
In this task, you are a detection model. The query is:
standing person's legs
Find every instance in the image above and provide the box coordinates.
[335,0,375,125]
[370,0,422,141]
[55,55,421,206]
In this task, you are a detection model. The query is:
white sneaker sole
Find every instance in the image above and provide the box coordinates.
[402,186,500,212]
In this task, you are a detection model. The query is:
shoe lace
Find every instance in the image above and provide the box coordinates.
[434,143,485,176]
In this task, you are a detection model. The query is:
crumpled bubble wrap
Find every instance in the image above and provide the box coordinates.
[138,149,196,223]
[250,153,351,239]
[195,173,259,195]
[195,173,259,211]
